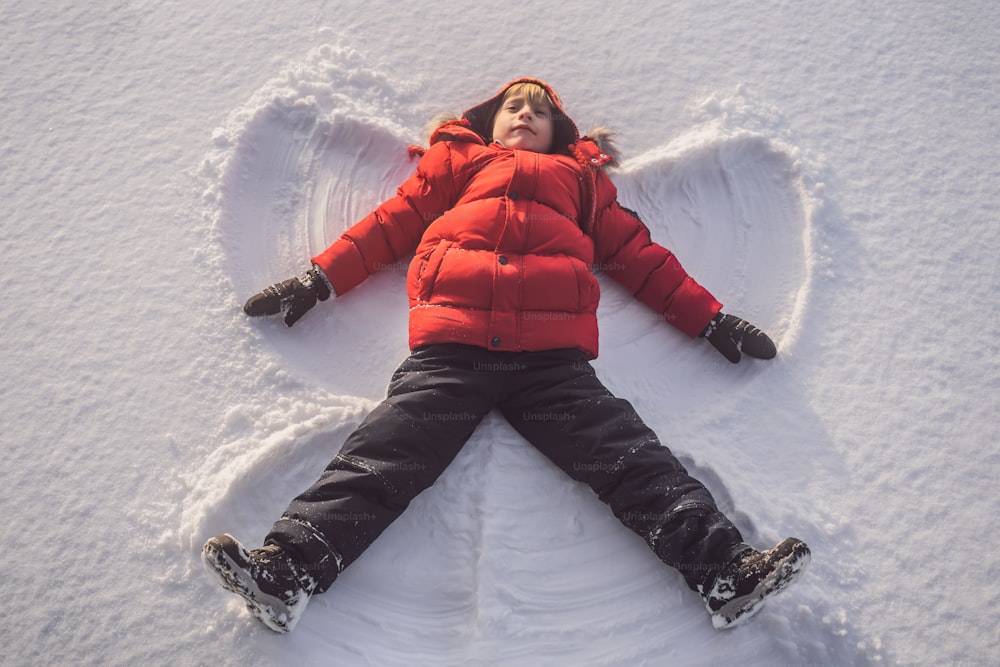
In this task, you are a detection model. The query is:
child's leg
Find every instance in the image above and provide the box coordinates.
[266,344,502,592]
[498,350,745,592]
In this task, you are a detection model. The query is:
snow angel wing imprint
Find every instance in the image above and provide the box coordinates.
[305,117,420,269]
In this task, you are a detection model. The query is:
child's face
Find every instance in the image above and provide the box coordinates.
[491,95,554,153]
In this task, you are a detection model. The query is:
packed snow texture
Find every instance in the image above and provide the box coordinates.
[2,2,998,666]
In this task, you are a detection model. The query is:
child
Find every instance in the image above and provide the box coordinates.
[202,78,810,633]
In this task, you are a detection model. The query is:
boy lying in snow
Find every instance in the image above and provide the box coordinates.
[202,78,809,633]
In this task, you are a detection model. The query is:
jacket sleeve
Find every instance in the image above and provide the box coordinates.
[589,172,722,337]
[311,141,459,297]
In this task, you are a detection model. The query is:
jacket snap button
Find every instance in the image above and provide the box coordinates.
[590,157,599,164]
[498,256,508,265]
[491,336,501,346]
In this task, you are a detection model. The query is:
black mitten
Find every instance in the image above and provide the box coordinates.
[243,268,332,327]
[701,313,777,364]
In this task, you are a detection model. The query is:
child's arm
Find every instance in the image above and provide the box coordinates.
[311,141,460,298]
[243,142,461,326]
[589,187,721,337]
[589,173,775,362]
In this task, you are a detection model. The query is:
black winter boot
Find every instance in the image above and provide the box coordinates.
[202,534,319,633]
[698,537,810,629]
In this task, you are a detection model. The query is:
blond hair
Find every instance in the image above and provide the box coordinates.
[499,82,555,110]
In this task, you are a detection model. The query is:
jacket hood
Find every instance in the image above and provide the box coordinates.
[420,78,618,169]
[461,77,580,156]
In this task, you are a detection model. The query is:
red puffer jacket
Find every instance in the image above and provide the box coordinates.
[312,79,722,358]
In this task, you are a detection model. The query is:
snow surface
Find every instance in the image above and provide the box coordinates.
[2,1,997,665]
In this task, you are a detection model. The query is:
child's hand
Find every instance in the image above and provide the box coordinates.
[701,313,777,364]
[243,268,331,327]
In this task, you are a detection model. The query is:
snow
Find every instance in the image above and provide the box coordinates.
[2,1,997,665]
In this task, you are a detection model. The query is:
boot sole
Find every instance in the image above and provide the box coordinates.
[711,541,810,630]
[201,535,300,633]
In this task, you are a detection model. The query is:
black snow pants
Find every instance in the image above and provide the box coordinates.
[267,344,744,593]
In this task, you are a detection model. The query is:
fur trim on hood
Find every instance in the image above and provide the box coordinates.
[582,126,620,168]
